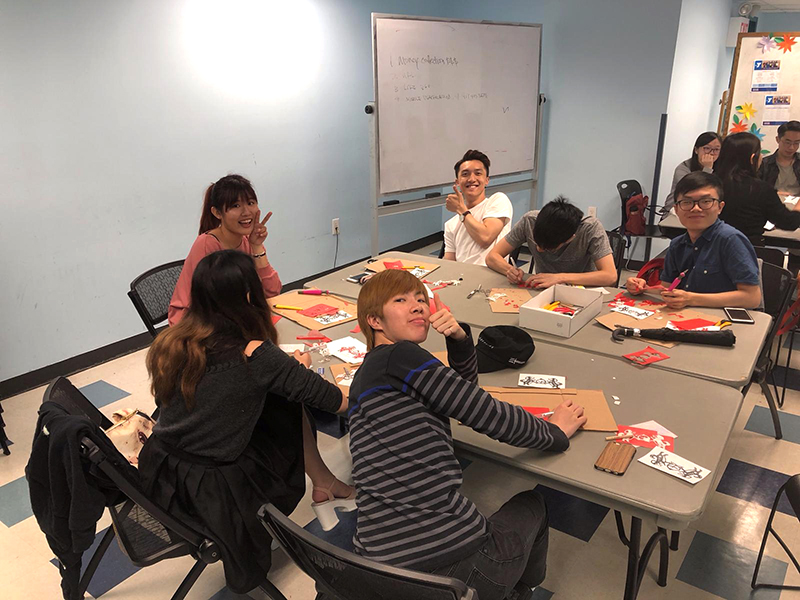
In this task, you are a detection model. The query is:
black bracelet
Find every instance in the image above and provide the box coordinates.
[252,251,266,259]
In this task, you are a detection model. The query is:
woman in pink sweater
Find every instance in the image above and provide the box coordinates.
[169,174,282,326]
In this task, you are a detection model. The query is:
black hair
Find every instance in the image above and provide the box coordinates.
[533,196,584,250]
[688,131,722,171]
[199,174,257,235]
[674,171,724,203]
[454,149,490,177]
[778,120,800,138]
[714,132,760,182]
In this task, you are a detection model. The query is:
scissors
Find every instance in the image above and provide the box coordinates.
[467,284,483,299]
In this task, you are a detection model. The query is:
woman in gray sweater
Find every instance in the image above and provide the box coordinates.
[663,131,721,213]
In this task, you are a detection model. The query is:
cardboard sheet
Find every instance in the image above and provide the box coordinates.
[268,291,357,330]
[365,258,440,277]
[488,288,534,313]
[595,308,721,348]
[482,386,617,432]
[329,363,360,392]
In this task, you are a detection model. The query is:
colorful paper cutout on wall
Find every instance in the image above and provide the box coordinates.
[736,102,757,120]
[749,122,765,141]
[730,114,748,134]
[776,35,797,54]
[758,35,778,54]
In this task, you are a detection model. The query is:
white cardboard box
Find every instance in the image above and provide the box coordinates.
[519,285,603,338]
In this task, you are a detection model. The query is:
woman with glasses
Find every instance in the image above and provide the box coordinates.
[664,132,722,212]
[715,132,800,242]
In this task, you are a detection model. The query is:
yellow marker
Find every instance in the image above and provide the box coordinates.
[714,320,732,329]
[274,305,303,310]
[402,265,423,270]
[542,301,560,311]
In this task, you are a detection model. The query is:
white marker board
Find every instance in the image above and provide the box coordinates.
[373,15,541,194]
[725,32,800,153]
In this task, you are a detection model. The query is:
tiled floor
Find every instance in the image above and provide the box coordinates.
[2,252,800,599]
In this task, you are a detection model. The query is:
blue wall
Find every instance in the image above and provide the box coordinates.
[756,12,800,33]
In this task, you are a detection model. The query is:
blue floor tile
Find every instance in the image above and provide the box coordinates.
[676,531,786,600]
[534,485,609,542]
[49,526,140,597]
[716,458,795,516]
[78,381,130,409]
[0,476,33,526]
[531,588,553,600]
[309,407,346,440]
[744,405,800,445]
[303,508,358,552]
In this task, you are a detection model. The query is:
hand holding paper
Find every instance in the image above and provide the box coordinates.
[625,277,647,295]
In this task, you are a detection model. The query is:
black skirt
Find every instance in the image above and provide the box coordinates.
[138,396,306,593]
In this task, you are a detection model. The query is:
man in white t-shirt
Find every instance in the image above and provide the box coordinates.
[443,149,513,266]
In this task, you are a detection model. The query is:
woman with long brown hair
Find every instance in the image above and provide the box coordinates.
[168,174,281,325]
[141,250,353,594]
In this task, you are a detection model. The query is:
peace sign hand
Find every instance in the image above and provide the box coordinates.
[249,209,272,248]
[445,184,468,216]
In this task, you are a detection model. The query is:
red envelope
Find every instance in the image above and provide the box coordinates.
[616,425,675,451]
[623,346,670,366]
[383,260,404,270]
[522,407,551,420]
[298,304,339,318]
[671,318,716,331]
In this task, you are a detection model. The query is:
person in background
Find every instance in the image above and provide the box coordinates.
[141,250,353,594]
[758,120,800,199]
[626,171,760,309]
[169,174,281,325]
[443,149,513,266]
[485,197,617,288]
[714,132,800,243]
[663,131,722,213]
[348,269,586,600]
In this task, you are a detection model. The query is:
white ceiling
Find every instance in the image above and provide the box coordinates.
[755,0,800,12]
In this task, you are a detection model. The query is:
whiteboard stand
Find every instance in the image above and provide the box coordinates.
[367,93,546,257]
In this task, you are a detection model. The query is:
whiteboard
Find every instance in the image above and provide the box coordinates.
[373,15,541,194]
[725,32,800,154]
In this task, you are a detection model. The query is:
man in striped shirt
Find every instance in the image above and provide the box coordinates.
[349,269,586,600]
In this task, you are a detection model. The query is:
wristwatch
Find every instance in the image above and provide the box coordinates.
[460,210,471,222]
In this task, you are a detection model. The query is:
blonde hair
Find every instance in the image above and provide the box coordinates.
[357,269,427,350]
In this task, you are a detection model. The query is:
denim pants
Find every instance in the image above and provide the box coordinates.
[429,490,549,600]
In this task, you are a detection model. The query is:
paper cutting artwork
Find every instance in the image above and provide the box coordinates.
[278,344,306,354]
[326,336,368,364]
[758,35,778,53]
[730,114,749,133]
[638,448,710,484]
[608,292,636,307]
[623,346,670,366]
[611,305,654,320]
[749,122,766,141]
[776,35,797,53]
[298,304,339,318]
[518,374,566,389]
[365,258,439,277]
[616,425,674,451]
[332,365,359,387]
[488,288,532,313]
[315,310,352,325]
[736,102,757,120]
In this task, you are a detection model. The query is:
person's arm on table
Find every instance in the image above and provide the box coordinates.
[527,254,617,288]
[486,237,526,284]
[660,284,761,309]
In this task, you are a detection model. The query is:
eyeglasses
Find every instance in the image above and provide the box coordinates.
[676,197,719,211]
[700,146,720,154]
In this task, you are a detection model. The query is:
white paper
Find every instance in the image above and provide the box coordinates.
[764,221,776,231]
[638,448,709,484]
[279,344,306,354]
[630,420,678,439]
[764,94,791,126]
[610,305,654,320]
[326,336,368,364]
[751,58,780,92]
[314,310,352,325]
[333,365,359,387]
[518,374,566,389]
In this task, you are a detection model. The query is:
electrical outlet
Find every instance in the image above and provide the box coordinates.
[332,218,340,235]
[588,206,597,218]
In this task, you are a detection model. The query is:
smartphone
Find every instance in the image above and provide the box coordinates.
[723,307,755,324]
[594,442,636,476]
[346,272,371,284]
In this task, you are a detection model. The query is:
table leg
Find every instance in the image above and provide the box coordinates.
[615,511,670,600]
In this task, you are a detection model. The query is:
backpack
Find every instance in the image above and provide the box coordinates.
[637,258,665,287]
[624,193,649,236]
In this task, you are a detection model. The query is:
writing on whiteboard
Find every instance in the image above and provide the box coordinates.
[390,54,459,69]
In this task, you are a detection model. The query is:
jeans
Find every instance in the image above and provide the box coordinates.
[429,490,549,600]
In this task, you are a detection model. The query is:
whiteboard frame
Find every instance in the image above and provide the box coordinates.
[369,13,544,255]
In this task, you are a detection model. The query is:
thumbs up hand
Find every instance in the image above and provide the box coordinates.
[429,293,466,340]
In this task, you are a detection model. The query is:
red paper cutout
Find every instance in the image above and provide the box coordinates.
[350,324,361,334]
[671,318,716,331]
[271,314,282,324]
[616,425,674,451]
[638,299,666,307]
[298,304,339,318]
[383,260,404,270]
[623,346,670,366]
[609,292,636,307]
[523,407,551,420]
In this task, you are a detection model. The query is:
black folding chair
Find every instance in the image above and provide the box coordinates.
[0,403,9,455]
[740,262,794,440]
[42,377,287,600]
[128,260,184,337]
[607,230,626,287]
[751,473,800,592]
[257,503,476,600]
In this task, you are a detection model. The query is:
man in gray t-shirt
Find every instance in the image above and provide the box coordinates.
[486,196,617,288]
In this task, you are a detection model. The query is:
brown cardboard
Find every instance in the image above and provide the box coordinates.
[482,386,618,432]
[487,288,534,313]
[268,291,357,330]
[329,363,360,393]
[595,307,721,348]
[365,259,440,277]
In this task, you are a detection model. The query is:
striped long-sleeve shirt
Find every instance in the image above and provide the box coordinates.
[347,324,569,570]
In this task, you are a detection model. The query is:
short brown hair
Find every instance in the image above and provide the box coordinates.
[357,269,427,350]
